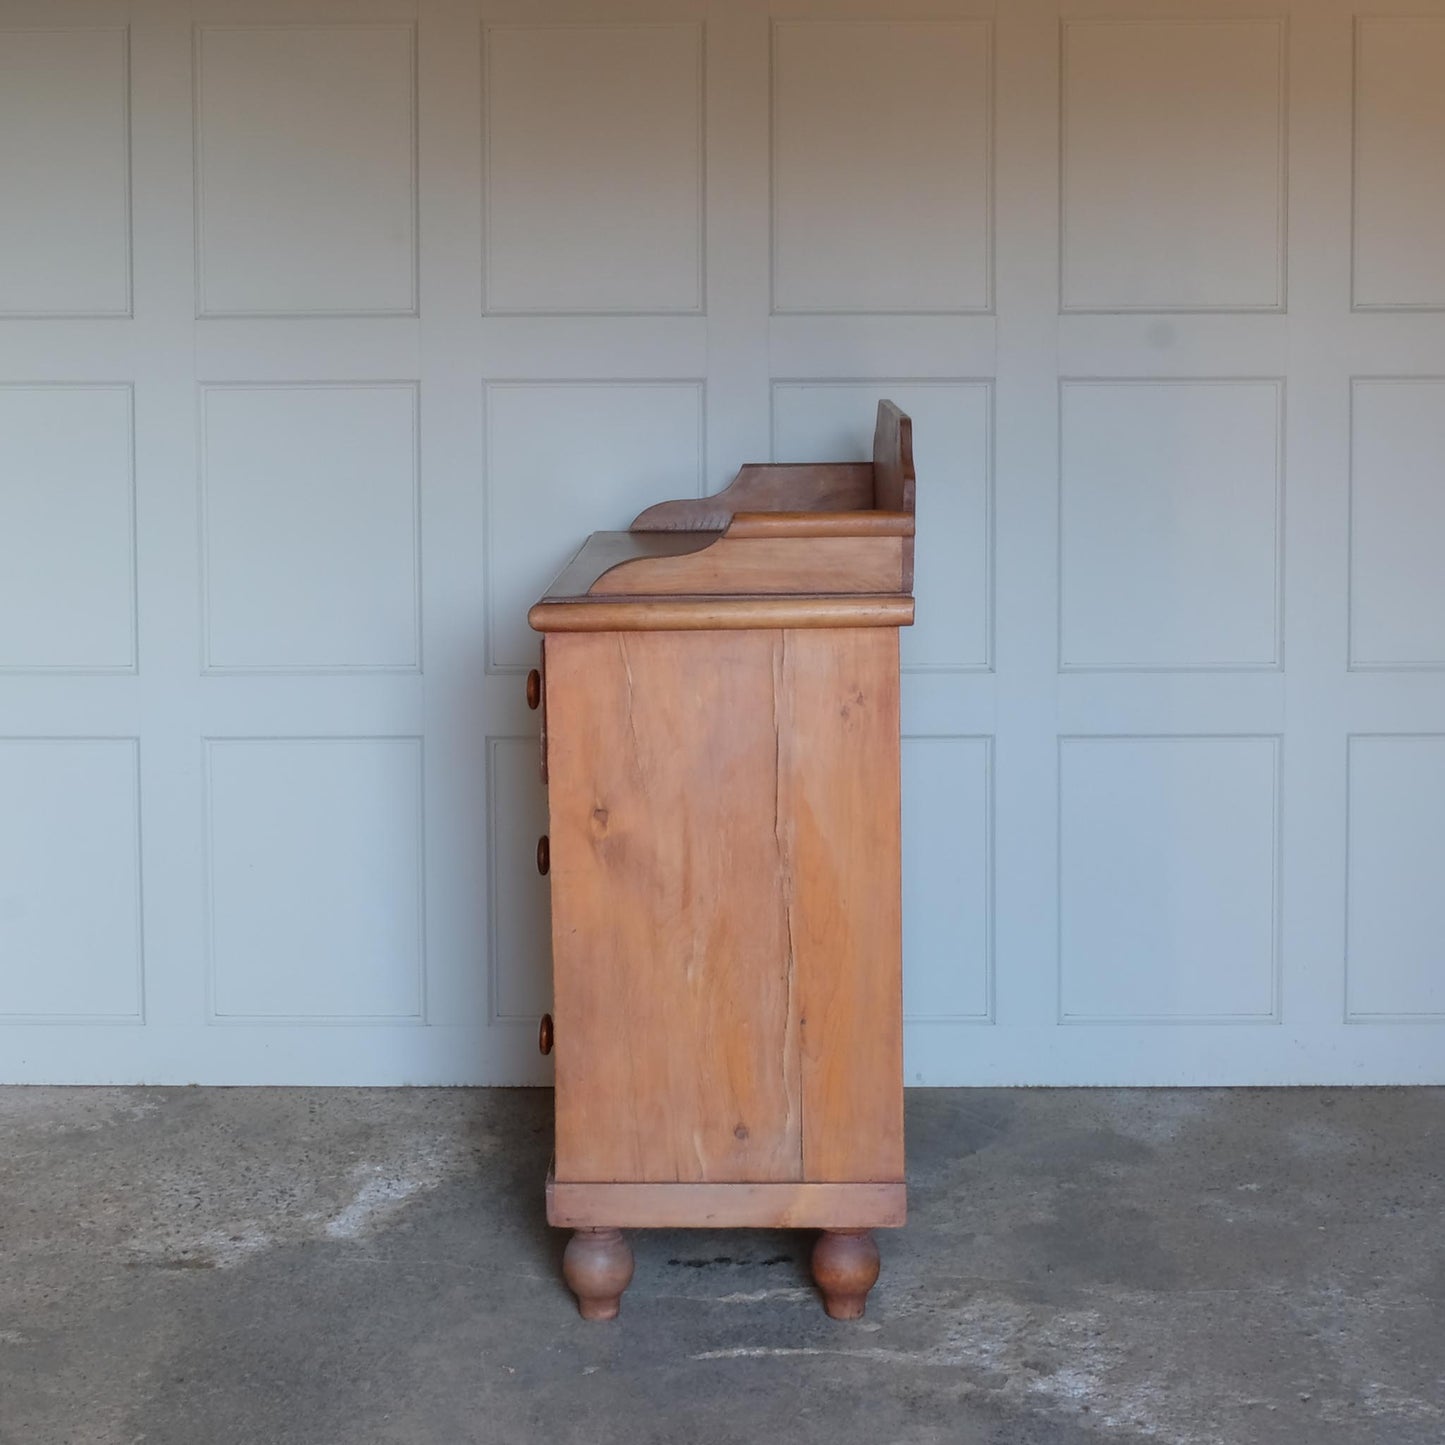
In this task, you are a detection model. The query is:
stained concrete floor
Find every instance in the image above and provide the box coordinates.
[1,1088,1442,1445]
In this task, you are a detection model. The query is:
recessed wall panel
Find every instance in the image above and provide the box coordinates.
[1061,19,1285,311]
[0,740,141,1020]
[1347,736,1445,1019]
[0,27,130,316]
[1059,736,1279,1022]
[206,738,424,1021]
[1060,381,1281,670]
[0,386,134,672]
[1350,380,1445,667]
[484,24,703,313]
[195,25,417,316]
[201,384,419,671]
[772,381,990,671]
[902,737,991,1022]
[489,738,551,1021]
[771,20,991,313]
[1353,19,1445,309]
[485,382,703,670]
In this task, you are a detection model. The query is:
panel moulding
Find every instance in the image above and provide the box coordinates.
[0,382,137,675]
[0,736,144,1024]
[481,21,706,317]
[1346,376,1445,671]
[900,733,995,1025]
[196,381,422,675]
[1058,17,1287,315]
[1055,733,1283,1026]
[193,23,419,319]
[0,26,132,319]
[1056,377,1285,673]
[769,18,995,316]
[1344,733,1445,1023]
[201,735,427,1026]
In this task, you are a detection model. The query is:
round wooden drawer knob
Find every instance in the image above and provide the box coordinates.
[536,835,550,876]
[525,669,541,710]
[538,1013,553,1056]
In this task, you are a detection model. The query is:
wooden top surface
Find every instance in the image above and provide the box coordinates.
[529,400,915,630]
[541,531,722,602]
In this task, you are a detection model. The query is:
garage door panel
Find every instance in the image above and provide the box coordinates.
[0,0,1441,1084]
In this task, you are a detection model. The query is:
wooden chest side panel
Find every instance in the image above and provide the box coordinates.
[546,629,802,1184]
[781,628,906,1183]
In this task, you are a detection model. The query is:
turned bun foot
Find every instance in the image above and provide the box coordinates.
[811,1228,881,1320]
[562,1228,634,1321]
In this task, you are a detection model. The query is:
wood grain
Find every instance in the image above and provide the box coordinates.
[780,627,905,1183]
[727,510,914,539]
[547,629,803,1184]
[630,463,874,531]
[561,1228,634,1320]
[811,1229,882,1319]
[545,626,905,1195]
[536,639,548,783]
[588,534,904,597]
[871,400,917,591]
[543,530,721,600]
[528,595,915,633]
[535,398,912,1239]
[547,1171,906,1229]
[538,528,907,601]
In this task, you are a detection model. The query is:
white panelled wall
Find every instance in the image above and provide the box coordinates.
[1,0,1443,1085]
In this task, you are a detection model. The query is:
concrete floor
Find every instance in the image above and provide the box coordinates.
[1,1089,1441,1445]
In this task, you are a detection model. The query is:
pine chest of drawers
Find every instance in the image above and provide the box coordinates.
[527,401,915,1321]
